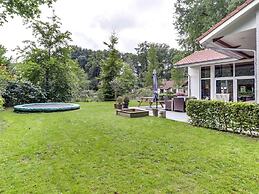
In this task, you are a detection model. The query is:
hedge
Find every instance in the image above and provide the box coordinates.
[187,100,259,136]
[0,96,4,110]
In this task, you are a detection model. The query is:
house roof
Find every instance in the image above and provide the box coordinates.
[160,80,174,90]
[197,0,255,42]
[175,49,231,66]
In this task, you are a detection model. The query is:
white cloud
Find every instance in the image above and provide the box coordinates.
[0,0,179,56]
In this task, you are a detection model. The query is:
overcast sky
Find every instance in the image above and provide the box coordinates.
[0,0,179,56]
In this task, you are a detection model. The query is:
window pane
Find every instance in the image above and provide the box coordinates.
[201,79,210,99]
[216,80,233,101]
[201,66,210,78]
[235,63,254,76]
[215,64,233,77]
[237,79,255,102]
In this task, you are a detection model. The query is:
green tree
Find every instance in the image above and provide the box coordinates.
[17,14,85,102]
[174,0,246,51]
[115,63,136,96]
[100,33,122,101]
[145,45,159,86]
[0,0,56,25]
[171,67,186,90]
[0,45,12,93]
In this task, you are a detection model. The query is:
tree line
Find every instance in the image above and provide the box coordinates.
[0,0,247,106]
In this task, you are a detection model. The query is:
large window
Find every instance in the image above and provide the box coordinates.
[215,64,233,77]
[201,67,210,99]
[201,66,210,78]
[237,79,255,102]
[201,80,210,99]
[235,63,254,77]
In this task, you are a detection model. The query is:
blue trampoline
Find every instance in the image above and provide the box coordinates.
[14,103,80,113]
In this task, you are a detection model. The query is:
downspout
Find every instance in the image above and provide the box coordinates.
[207,47,256,102]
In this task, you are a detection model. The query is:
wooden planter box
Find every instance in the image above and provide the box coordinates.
[116,108,149,118]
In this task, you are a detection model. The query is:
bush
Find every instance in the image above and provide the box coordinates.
[0,96,4,110]
[2,81,47,107]
[187,100,259,136]
[129,87,153,100]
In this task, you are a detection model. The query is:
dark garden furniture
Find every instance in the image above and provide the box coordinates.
[164,100,172,111]
[173,97,186,112]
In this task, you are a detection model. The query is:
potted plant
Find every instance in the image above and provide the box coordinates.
[152,108,159,117]
[114,96,123,109]
[123,96,130,109]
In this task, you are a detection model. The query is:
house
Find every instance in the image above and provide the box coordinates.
[176,0,259,103]
[159,80,188,94]
[159,80,174,94]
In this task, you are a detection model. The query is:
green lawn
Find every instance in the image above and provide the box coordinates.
[0,102,258,193]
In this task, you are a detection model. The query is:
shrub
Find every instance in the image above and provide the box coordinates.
[129,87,153,100]
[2,81,47,107]
[187,100,259,136]
[0,96,4,110]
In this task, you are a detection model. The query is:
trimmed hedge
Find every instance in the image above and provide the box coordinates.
[0,96,4,110]
[187,100,259,136]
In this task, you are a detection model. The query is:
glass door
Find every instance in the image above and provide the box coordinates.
[216,80,233,101]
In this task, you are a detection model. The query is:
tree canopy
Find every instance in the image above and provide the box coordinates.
[16,14,85,102]
[0,0,56,25]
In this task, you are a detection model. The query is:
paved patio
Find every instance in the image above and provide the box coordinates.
[138,106,189,123]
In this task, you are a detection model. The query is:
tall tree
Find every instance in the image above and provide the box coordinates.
[17,13,85,101]
[174,0,246,52]
[116,62,137,95]
[0,45,12,93]
[0,0,56,25]
[171,67,186,90]
[100,33,122,101]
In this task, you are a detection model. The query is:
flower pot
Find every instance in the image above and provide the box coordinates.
[123,103,129,109]
[152,108,159,117]
[115,104,123,109]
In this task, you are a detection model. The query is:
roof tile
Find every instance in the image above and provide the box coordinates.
[175,49,230,66]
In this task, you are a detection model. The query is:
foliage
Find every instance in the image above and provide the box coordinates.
[0,45,13,93]
[74,90,101,102]
[2,81,47,107]
[71,43,187,94]
[135,42,184,86]
[174,0,246,51]
[71,46,107,91]
[16,14,85,102]
[187,100,259,136]
[145,45,159,86]
[0,0,56,25]
[112,63,136,97]
[123,96,130,104]
[0,96,4,110]
[171,67,186,89]
[116,96,123,104]
[0,65,13,93]
[128,87,153,100]
[0,45,11,65]
[100,33,123,101]
[0,102,258,193]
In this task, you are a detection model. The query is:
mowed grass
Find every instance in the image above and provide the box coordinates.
[0,102,258,193]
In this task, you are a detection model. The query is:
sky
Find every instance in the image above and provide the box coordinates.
[0,0,179,57]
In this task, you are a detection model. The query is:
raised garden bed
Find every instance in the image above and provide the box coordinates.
[116,108,149,118]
